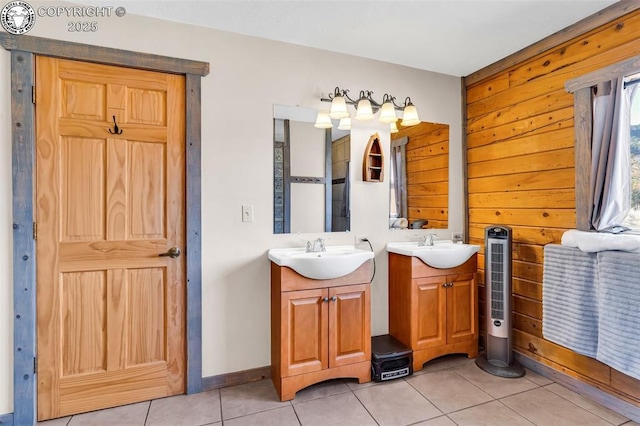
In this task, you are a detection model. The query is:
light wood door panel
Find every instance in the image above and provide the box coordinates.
[328,284,370,368]
[281,289,328,377]
[36,56,186,420]
[447,274,477,344]
[413,277,446,350]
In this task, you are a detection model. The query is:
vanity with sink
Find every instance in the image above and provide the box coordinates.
[268,244,374,401]
[386,240,480,371]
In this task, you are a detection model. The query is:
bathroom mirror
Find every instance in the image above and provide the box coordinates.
[389,121,449,230]
[273,105,350,234]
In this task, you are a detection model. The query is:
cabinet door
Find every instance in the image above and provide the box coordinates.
[446,273,477,344]
[328,284,371,368]
[413,277,447,350]
[281,288,328,377]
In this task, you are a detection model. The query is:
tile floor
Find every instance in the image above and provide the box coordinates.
[38,355,639,426]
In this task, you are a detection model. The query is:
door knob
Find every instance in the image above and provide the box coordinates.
[159,247,181,258]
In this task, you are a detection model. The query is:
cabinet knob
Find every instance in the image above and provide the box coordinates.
[331,296,337,302]
[322,297,329,303]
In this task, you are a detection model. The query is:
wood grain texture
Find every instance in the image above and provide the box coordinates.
[0,33,209,76]
[185,73,203,394]
[388,253,478,371]
[574,87,594,230]
[6,36,207,422]
[465,0,640,85]
[11,50,37,426]
[36,57,186,420]
[392,122,449,228]
[466,6,640,406]
[271,264,371,401]
[329,284,371,368]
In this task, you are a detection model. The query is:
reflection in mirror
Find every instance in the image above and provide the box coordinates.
[389,121,449,230]
[273,105,350,234]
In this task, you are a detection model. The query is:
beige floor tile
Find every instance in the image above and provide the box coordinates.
[414,354,475,375]
[291,379,351,404]
[448,400,533,426]
[544,383,629,425]
[501,387,612,426]
[344,377,380,391]
[220,380,290,420]
[354,379,442,425]
[37,416,71,426]
[293,392,376,426]
[407,370,492,413]
[223,406,299,426]
[67,401,149,425]
[145,390,221,426]
[413,416,458,425]
[523,368,554,386]
[454,362,538,399]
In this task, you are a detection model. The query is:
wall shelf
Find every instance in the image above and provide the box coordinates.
[363,133,384,182]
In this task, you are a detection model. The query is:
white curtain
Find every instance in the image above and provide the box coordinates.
[590,77,638,231]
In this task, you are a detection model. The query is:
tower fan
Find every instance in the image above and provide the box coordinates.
[476,225,525,378]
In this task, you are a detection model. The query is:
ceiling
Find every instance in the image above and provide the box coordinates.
[115,0,619,77]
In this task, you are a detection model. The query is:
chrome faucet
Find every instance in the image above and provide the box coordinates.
[417,233,438,246]
[306,237,326,253]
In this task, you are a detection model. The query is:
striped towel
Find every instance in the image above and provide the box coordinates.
[596,251,640,381]
[542,244,599,358]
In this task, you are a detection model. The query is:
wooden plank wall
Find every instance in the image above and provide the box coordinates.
[465,9,640,404]
[392,122,449,229]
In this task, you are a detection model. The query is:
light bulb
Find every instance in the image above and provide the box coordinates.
[401,102,420,126]
[355,99,373,121]
[338,117,351,130]
[314,110,333,128]
[379,101,398,123]
[329,95,349,119]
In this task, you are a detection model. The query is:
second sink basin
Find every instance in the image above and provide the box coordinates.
[268,245,374,280]
[386,240,480,269]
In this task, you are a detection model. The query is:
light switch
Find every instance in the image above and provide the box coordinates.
[242,205,254,222]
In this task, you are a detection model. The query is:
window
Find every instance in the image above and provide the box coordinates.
[566,57,640,232]
[623,88,640,229]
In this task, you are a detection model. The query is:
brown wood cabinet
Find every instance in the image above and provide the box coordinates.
[388,253,478,371]
[271,261,373,401]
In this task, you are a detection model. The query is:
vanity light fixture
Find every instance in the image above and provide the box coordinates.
[316,86,420,129]
[328,88,350,119]
[314,110,333,128]
[338,116,352,130]
[390,121,399,134]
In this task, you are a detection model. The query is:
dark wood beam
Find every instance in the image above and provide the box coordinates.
[0,33,209,76]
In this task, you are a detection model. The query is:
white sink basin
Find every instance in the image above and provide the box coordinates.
[386,240,480,269]
[268,245,374,280]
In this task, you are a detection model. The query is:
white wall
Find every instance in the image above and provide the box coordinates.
[0,2,463,414]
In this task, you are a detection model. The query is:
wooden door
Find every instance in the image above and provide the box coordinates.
[328,284,370,368]
[413,277,446,350]
[35,57,186,420]
[446,273,477,344]
[281,289,328,377]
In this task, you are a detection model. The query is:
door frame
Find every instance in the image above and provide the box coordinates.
[0,33,209,426]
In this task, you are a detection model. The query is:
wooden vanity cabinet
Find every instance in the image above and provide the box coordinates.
[388,253,478,372]
[271,261,373,401]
